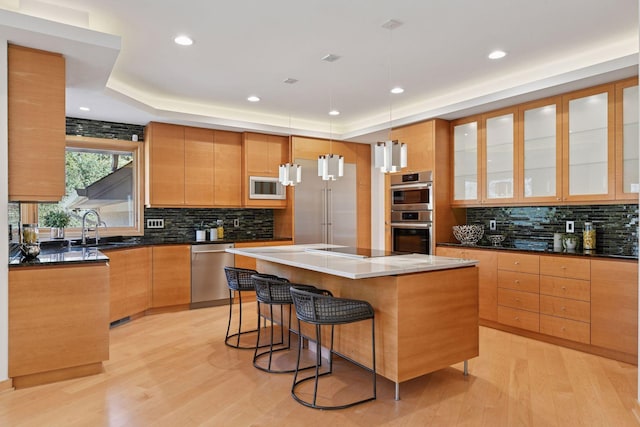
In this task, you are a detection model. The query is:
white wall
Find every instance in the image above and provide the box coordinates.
[370,149,385,250]
[0,40,9,381]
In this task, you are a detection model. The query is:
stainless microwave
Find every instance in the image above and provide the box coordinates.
[249,176,286,200]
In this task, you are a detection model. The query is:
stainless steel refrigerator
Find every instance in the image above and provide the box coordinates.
[294,158,357,246]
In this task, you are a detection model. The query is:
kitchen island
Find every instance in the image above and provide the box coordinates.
[226,244,480,399]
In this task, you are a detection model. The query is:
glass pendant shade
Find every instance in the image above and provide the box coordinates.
[374,140,407,173]
[317,154,344,181]
[278,163,302,186]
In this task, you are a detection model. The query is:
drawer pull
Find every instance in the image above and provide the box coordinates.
[515,298,520,302]
[561,265,566,269]
[514,261,520,265]
[561,286,566,290]
[515,317,519,320]
[515,280,520,284]
[561,306,566,311]
[561,327,566,331]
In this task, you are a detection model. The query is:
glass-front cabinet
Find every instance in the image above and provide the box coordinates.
[615,77,639,200]
[483,108,517,204]
[562,84,615,202]
[519,97,562,203]
[451,117,480,205]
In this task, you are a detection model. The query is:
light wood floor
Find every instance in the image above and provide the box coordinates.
[0,303,638,426]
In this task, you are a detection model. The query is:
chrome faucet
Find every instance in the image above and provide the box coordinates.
[81,209,103,245]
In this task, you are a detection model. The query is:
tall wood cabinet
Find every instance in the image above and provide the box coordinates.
[8,44,66,202]
[242,132,288,208]
[614,77,639,200]
[387,119,461,248]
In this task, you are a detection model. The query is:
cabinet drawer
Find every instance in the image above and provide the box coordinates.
[497,253,539,274]
[498,306,539,332]
[540,276,590,302]
[540,315,590,344]
[539,256,590,280]
[540,295,590,323]
[498,288,539,312]
[497,270,540,293]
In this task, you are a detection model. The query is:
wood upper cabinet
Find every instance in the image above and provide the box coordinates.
[106,247,152,323]
[450,79,631,206]
[390,120,434,173]
[451,116,481,205]
[243,132,288,176]
[151,245,191,308]
[184,127,215,206]
[518,97,563,203]
[614,77,639,201]
[591,259,638,357]
[481,107,519,204]
[145,122,242,207]
[561,84,615,202]
[243,132,289,208]
[145,122,185,206]
[8,44,66,202]
[214,130,242,206]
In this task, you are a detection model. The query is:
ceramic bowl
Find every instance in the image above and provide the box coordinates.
[487,234,506,246]
[452,225,484,245]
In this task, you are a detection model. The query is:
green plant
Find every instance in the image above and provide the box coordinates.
[43,210,71,228]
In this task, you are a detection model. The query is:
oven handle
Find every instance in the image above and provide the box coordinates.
[390,182,432,191]
[390,222,432,229]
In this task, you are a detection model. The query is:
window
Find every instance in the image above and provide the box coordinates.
[25,136,144,239]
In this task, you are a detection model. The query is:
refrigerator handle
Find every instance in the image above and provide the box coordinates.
[321,188,327,243]
[327,187,333,244]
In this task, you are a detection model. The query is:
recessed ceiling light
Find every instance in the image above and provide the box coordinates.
[79,106,90,111]
[321,53,341,63]
[247,95,260,102]
[488,50,506,59]
[390,87,404,94]
[174,35,193,46]
[283,78,298,84]
[329,110,340,116]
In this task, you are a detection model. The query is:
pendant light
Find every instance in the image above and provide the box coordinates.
[318,54,344,181]
[279,79,302,186]
[375,19,407,174]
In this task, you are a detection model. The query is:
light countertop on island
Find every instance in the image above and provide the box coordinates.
[226,244,478,279]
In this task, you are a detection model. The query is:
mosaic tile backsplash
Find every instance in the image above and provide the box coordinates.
[144,208,274,241]
[67,117,145,141]
[465,204,639,256]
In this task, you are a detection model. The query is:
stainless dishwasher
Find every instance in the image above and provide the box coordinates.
[191,243,235,309]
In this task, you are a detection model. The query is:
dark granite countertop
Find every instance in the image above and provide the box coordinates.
[8,236,294,267]
[437,242,638,261]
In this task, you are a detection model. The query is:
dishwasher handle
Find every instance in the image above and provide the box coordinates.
[193,249,230,254]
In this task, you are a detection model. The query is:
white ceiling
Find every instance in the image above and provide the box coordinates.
[1,0,638,142]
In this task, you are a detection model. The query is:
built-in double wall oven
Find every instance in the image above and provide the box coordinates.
[390,171,433,255]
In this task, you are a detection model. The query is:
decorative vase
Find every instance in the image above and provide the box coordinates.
[50,227,65,239]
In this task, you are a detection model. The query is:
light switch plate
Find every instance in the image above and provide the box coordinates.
[489,220,496,231]
[565,221,574,233]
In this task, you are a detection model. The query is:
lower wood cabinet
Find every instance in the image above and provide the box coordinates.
[9,263,109,387]
[104,247,152,322]
[591,259,638,356]
[436,247,497,321]
[151,245,191,308]
[437,245,638,362]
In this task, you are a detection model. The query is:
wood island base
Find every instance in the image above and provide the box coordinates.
[257,260,480,399]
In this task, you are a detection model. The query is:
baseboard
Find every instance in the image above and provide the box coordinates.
[0,378,13,394]
[12,362,103,389]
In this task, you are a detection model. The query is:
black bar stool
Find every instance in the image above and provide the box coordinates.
[290,286,376,410]
[251,275,328,373]
[223,266,282,349]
